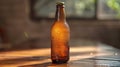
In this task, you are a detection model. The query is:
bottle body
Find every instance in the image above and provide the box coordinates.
[51,2,70,64]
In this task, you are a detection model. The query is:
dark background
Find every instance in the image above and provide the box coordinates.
[0,0,120,50]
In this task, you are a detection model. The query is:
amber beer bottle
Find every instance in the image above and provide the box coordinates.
[50,2,70,64]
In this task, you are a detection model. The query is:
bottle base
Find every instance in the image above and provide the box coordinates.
[52,60,68,64]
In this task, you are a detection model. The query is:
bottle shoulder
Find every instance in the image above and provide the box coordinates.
[53,21,68,26]
[52,21,69,29]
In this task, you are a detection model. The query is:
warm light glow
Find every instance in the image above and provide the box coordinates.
[0,59,51,67]
[0,48,50,60]
[0,46,112,61]
[51,22,69,41]
[0,46,116,67]
[70,46,97,53]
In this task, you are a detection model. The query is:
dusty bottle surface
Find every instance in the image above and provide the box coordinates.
[50,2,70,64]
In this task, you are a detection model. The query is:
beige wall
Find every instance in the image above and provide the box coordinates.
[0,0,120,49]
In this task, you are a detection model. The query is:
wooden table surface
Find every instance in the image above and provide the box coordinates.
[0,43,120,67]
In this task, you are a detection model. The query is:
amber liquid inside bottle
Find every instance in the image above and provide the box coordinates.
[50,2,70,64]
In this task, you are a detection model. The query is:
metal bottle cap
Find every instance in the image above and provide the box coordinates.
[56,2,64,5]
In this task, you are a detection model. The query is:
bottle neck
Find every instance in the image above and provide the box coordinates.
[55,5,66,22]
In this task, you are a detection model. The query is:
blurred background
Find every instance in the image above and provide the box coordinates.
[0,0,120,51]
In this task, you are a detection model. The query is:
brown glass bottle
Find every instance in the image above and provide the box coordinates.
[50,2,70,64]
